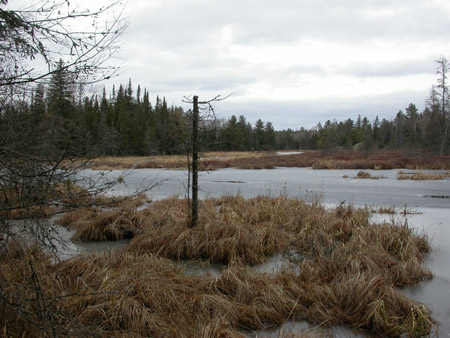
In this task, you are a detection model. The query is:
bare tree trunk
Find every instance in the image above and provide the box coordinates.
[437,57,449,155]
[440,122,449,156]
[190,96,199,227]
[186,140,191,223]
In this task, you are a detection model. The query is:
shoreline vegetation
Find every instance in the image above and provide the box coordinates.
[2,195,435,337]
[88,150,450,172]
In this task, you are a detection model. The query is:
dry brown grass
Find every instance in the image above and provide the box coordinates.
[398,171,450,180]
[3,194,435,337]
[0,181,128,217]
[88,150,450,171]
[90,152,270,170]
[1,208,434,338]
[373,206,397,214]
[353,171,386,179]
[50,196,436,336]
[0,187,58,219]
[90,155,186,170]
[56,194,148,242]
[1,204,57,219]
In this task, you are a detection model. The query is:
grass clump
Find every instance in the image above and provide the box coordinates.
[39,195,436,337]
[1,223,434,337]
[354,171,385,179]
[56,194,148,241]
[398,171,450,180]
[127,196,293,265]
[373,206,397,214]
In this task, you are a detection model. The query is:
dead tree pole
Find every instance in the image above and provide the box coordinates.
[191,95,199,227]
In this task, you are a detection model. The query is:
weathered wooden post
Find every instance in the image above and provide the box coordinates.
[191,95,199,227]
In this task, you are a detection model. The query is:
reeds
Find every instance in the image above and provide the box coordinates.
[1,235,434,337]
[87,150,450,171]
[2,196,436,337]
[123,196,294,265]
[0,187,57,219]
[371,206,397,214]
[398,171,450,180]
[354,171,385,179]
[56,194,148,241]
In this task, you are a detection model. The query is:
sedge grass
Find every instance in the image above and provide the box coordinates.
[56,194,148,241]
[88,150,450,171]
[398,171,450,180]
[7,195,435,337]
[354,171,386,179]
[1,236,434,337]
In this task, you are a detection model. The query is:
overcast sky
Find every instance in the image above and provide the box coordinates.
[93,1,450,128]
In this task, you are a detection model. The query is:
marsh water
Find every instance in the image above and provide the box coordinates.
[69,167,450,336]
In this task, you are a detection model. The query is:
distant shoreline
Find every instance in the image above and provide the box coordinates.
[86,150,450,172]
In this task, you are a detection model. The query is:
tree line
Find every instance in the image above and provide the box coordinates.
[279,57,449,154]
[3,58,449,156]
[277,101,447,153]
[4,60,279,156]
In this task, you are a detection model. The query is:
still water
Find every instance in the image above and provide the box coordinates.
[73,167,450,336]
[79,167,450,208]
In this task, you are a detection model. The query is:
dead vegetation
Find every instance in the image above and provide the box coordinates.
[354,171,385,179]
[0,181,146,220]
[0,186,57,219]
[372,206,397,214]
[10,195,433,337]
[55,194,148,241]
[398,171,450,180]
[87,150,450,171]
[1,230,434,337]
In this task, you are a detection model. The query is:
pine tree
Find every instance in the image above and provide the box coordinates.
[265,122,276,150]
[30,83,46,118]
[47,59,75,119]
[254,119,265,150]
[405,103,421,147]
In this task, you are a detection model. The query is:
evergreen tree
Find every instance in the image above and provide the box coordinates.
[264,122,276,150]
[47,59,75,119]
[254,119,265,150]
[30,83,46,118]
[223,115,243,150]
[379,118,394,148]
[46,59,89,155]
[405,103,421,147]
[237,115,251,150]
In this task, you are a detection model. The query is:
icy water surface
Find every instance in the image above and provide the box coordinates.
[72,167,450,336]
[79,167,450,209]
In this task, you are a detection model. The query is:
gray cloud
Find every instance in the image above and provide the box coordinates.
[127,0,450,47]
[113,0,450,129]
[216,89,429,130]
[336,58,436,78]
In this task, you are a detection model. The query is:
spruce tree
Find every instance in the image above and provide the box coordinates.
[47,59,75,119]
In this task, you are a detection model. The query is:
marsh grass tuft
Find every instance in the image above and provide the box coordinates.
[56,194,148,241]
[398,171,450,180]
[354,171,386,179]
[2,195,435,337]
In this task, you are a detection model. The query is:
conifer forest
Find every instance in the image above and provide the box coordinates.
[5,57,449,158]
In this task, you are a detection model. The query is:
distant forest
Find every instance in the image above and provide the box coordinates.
[4,60,449,156]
